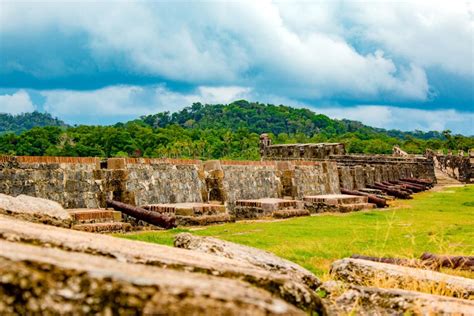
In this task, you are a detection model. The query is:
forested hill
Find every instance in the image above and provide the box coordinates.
[0,112,67,134]
[0,100,472,159]
[139,100,444,141]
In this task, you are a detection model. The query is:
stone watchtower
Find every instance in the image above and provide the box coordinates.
[259,133,272,158]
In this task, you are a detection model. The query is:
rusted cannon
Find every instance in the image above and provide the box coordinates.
[399,180,428,192]
[381,181,413,194]
[340,188,387,208]
[368,183,412,199]
[106,199,176,229]
[402,179,430,188]
[421,253,474,271]
[350,254,432,269]
[376,182,412,195]
[352,253,474,271]
[392,180,427,192]
[387,180,419,192]
[400,178,434,188]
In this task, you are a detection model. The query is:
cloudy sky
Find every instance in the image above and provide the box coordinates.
[0,0,473,134]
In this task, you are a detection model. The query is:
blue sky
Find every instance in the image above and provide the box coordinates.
[0,1,473,134]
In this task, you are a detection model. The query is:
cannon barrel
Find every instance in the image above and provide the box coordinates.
[420,253,474,271]
[340,188,387,208]
[400,178,434,188]
[106,199,176,229]
[368,183,412,199]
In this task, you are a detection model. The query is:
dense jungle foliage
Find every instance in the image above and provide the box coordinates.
[0,100,472,159]
[0,112,67,134]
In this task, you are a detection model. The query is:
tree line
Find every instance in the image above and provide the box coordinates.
[0,101,472,159]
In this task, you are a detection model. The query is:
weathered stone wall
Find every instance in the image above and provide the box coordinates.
[0,156,341,210]
[260,134,346,160]
[214,160,340,209]
[293,161,339,198]
[126,159,205,206]
[221,163,280,206]
[262,143,346,160]
[432,154,473,183]
[0,156,102,208]
[258,136,436,190]
[332,155,436,190]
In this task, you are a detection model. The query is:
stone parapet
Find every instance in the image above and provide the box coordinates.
[260,135,346,160]
[433,154,473,183]
[335,155,435,190]
[0,156,341,211]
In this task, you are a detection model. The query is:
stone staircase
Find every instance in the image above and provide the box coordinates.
[69,208,132,233]
[434,168,463,186]
[304,194,376,213]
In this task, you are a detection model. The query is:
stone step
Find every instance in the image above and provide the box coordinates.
[304,194,368,205]
[72,222,132,233]
[233,198,303,219]
[176,213,234,226]
[235,198,301,211]
[143,202,226,216]
[336,203,376,213]
[272,209,310,219]
[68,209,122,224]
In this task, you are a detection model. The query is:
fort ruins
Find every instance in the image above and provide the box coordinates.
[1,134,472,232]
[1,136,473,314]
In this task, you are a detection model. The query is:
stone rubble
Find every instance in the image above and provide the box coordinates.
[0,239,303,316]
[174,233,321,291]
[330,258,474,299]
[0,215,323,313]
[0,193,71,227]
[333,285,474,315]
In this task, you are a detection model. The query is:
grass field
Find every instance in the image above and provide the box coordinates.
[118,185,474,278]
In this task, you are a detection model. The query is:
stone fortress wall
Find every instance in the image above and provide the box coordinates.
[0,156,340,210]
[333,155,435,190]
[429,151,473,183]
[259,134,436,190]
[0,133,437,212]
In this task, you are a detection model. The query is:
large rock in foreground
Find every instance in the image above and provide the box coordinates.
[0,194,71,227]
[333,285,474,315]
[0,240,303,315]
[0,216,323,313]
[174,232,321,290]
[331,258,474,299]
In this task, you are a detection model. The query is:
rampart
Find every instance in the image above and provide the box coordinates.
[332,155,435,190]
[259,135,436,190]
[260,133,345,160]
[0,156,340,210]
[432,153,473,183]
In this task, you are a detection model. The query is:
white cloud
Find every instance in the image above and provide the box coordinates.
[345,0,474,76]
[0,90,36,114]
[316,105,474,134]
[4,1,471,101]
[41,85,253,121]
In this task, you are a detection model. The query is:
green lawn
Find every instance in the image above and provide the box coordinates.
[118,185,474,278]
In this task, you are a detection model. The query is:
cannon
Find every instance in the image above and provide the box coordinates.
[340,188,387,208]
[106,199,176,229]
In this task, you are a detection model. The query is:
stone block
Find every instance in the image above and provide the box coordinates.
[107,158,126,170]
